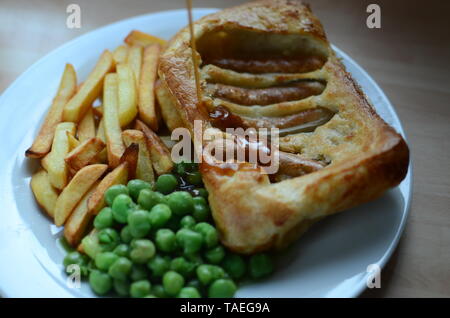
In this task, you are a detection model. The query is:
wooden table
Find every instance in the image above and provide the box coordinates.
[1,0,449,297]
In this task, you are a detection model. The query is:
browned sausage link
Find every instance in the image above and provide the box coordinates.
[241,107,334,131]
[209,106,334,132]
[206,56,325,74]
[206,81,325,106]
[270,151,325,182]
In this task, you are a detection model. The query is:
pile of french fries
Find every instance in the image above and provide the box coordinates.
[27,30,175,248]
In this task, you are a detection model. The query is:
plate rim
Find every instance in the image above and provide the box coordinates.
[0,8,412,298]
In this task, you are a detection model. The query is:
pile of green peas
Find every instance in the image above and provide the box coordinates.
[63,162,274,298]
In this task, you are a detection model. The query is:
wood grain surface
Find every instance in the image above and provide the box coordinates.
[1,0,449,297]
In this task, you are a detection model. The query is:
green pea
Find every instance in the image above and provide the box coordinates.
[113,278,130,297]
[208,279,236,298]
[196,188,208,199]
[186,171,203,186]
[63,251,89,277]
[175,162,187,175]
[170,257,196,278]
[196,264,225,285]
[138,189,164,210]
[155,229,177,253]
[192,196,207,206]
[95,252,119,271]
[130,264,148,281]
[192,202,210,222]
[112,194,134,223]
[176,161,198,175]
[63,251,88,268]
[180,215,196,229]
[108,257,132,280]
[205,246,225,264]
[81,233,102,259]
[128,209,151,238]
[194,222,218,248]
[89,270,113,295]
[166,191,194,216]
[130,239,156,264]
[130,280,151,298]
[120,226,133,243]
[113,244,130,258]
[175,161,198,174]
[152,284,167,298]
[105,184,129,206]
[147,255,170,277]
[176,228,203,255]
[148,204,172,228]
[128,179,152,201]
[98,228,120,251]
[249,254,273,279]
[222,254,246,280]
[178,287,201,298]
[156,174,178,194]
[94,207,114,229]
[163,271,185,296]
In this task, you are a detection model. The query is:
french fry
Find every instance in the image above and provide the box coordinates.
[94,149,108,164]
[64,182,99,246]
[26,64,77,158]
[103,73,125,167]
[127,46,143,84]
[64,137,105,172]
[30,169,59,218]
[87,162,128,215]
[113,45,129,64]
[96,118,106,142]
[67,131,80,151]
[155,79,184,131]
[77,108,96,142]
[41,122,76,189]
[63,50,115,122]
[135,120,173,175]
[124,30,167,47]
[54,164,108,226]
[94,119,108,163]
[122,129,155,183]
[138,44,160,131]
[120,143,139,180]
[117,63,138,127]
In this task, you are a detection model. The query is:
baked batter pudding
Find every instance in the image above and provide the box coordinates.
[157,0,409,253]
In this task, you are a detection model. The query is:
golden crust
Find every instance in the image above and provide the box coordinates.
[158,0,409,254]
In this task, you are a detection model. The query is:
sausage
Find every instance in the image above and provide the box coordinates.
[205,56,325,74]
[270,151,325,182]
[206,81,325,106]
[209,106,334,133]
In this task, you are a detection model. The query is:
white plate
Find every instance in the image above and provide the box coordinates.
[0,9,412,298]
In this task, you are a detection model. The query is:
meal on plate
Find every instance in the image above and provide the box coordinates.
[25,0,409,298]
